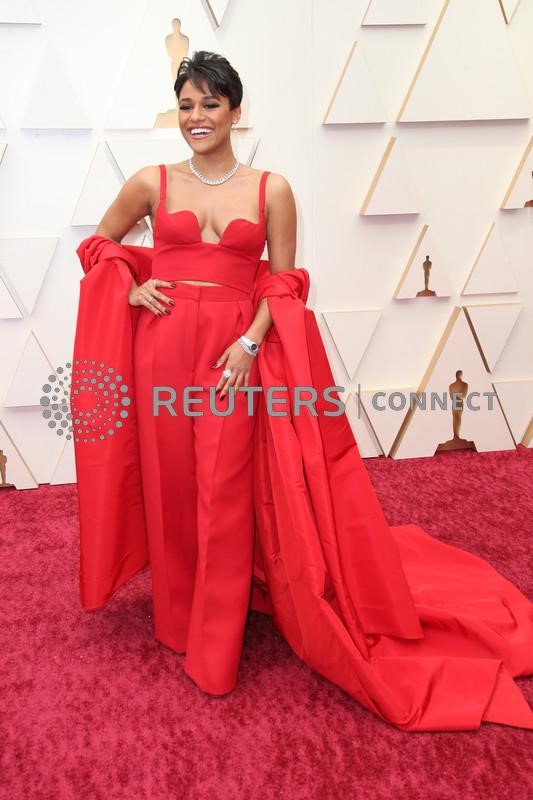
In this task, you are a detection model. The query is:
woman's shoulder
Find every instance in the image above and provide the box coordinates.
[241,167,291,197]
[261,171,294,203]
[250,166,289,183]
[119,165,161,207]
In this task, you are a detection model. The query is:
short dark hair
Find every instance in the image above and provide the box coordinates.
[174,50,243,110]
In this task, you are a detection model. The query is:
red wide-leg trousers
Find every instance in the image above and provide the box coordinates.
[133,282,260,695]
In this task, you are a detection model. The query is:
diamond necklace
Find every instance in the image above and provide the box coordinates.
[188,156,240,185]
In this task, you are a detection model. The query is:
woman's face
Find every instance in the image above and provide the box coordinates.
[177,79,239,151]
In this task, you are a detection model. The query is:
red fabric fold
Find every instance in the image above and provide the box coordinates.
[71,234,533,732]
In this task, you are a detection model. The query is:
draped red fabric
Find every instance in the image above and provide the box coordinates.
[72,235,533,732]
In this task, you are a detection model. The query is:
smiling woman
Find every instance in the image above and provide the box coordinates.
[89,49,298,696]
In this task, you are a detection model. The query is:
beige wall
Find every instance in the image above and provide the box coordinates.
[0,0,532,487]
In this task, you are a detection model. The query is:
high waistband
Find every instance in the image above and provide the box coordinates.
[168,281,252,302]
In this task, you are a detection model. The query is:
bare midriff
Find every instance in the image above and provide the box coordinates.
[174,279,226,286]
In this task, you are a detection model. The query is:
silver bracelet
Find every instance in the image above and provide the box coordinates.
[237,335,259,356]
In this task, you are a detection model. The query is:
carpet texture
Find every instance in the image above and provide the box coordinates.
[1,446,532,800]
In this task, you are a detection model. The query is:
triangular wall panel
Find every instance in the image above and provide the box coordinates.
[322,309,382,381]
[323,40,387,124]
[461,222,518,295]
[464,303,522,371]
[20,45,91,130]
[398,0,531,122]
[360,137,421,215]
[493,379,533,445]
[71,143,124,227]
[500,136,533,209]
[0,237,58,315]
[394,224,453,298]
[3,331,58,407]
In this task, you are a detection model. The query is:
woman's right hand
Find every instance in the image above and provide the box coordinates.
[128,277,176,316]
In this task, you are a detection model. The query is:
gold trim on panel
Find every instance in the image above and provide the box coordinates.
[396,0,450,122]
[522,416,533,446]
[492,382,531,447]
[463,305,490,372]
[463,302,521,373]
[323,40,358,125]
[205,0,231,27]
[498,0,521,25]
[354,391,387,457]
[361,0,374,25]
[460,221,493,295]
[359,135,396,214]
[498,0,510,24]
[394,223,427,297]
[500,135,533,208]
[489,380,517,444]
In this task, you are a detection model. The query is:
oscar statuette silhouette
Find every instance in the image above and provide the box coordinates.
[436,370,476,452]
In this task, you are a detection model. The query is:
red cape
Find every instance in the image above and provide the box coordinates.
[72,235,533,731]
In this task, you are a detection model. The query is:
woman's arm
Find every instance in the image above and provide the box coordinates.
[242,172,297,345]
[95,166,157,243]
[93,166,175,315]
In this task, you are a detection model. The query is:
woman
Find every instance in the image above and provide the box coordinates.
[73,50,533,730]
[91,51,295,697]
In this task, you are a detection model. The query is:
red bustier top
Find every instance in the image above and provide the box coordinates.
[152,164,270,296]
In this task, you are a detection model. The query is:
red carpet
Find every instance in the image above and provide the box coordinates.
[1,446,532,800]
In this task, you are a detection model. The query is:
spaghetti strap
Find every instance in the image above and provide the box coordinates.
[159,164,167,202]
[259,171,270,217]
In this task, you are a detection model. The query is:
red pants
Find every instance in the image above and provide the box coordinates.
[133,282,260,695]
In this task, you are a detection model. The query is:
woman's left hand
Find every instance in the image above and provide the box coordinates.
[212,341,257,398]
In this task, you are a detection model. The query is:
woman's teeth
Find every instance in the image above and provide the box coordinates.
[191,128,212,137]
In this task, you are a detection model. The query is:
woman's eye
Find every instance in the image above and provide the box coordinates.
[179,104,219,110]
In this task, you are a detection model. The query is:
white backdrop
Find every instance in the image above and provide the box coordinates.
[0,0,532,488]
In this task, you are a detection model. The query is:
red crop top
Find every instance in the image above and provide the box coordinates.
[152,164,270,295]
